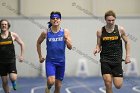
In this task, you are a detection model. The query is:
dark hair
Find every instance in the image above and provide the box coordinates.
[0,19,11,29]
[104,10,116,20]
[50,11,61,19]
[47,22,52,28]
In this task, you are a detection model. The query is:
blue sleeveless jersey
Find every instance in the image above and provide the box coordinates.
[46,28,66,62]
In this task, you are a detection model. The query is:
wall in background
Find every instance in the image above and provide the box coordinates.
[5,17,140,77]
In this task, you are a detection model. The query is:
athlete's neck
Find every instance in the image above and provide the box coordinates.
[105,24,115,30]
[51,26,60,33]
[105,25,115,32]
[1,30,9,35]
[1,30,9,39]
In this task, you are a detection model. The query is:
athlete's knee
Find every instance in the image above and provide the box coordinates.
[55,83,62,89]
[55,79,62,89]
[104,80,112,89]
[113,78,123,89]
[10,77,17,81]
[9,73,17,81]
[114,83,122,89]
[2,80,8,86]
[47,76,55,85]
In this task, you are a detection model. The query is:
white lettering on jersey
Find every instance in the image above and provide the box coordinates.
[48,37,63,42]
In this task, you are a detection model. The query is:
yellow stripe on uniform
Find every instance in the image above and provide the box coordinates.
[0,41,12,45]
[103,36,118,41]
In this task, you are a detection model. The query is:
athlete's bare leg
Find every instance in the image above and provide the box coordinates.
[54,79,62,93]
[113,77,123,89]
[1,76,10,93]
[102,74,113,93]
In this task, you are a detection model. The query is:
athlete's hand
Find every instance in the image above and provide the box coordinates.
[125,56,131,64]
[39,57,45,63]
[19,56,24,62]
[93,48,100,56]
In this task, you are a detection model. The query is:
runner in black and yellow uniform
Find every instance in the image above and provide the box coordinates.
[0,19,24,93]
[93,10,130,93]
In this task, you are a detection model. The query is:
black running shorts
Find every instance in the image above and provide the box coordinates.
[101,62,123,77]
[0,59,17,76]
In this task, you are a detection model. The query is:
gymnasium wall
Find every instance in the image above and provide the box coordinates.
[5,18,140,77]
[1,0,140,17]
[0,0,140,77]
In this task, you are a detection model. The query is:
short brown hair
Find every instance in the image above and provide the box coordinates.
[104,10,116,20]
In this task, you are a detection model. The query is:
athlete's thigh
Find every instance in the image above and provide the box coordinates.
[113,77,123,88]
[102,74,113,83]
[8,62,17,74]
[112,63,123,77]
[46,61,56,77]
[101,62,112,75]
[1,76,8,83]
[55,65,65,81]
[0,63,8,76]
[112,63,123,87]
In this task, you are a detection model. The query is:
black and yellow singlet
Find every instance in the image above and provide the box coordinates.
[0,32,15,63]
[100,25,122,63]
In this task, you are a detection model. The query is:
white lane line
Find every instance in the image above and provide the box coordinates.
[99,85,138,93]
[99,87,106,93]
[31,86,45,93]
[31,78,97,93]
[65,85,86,93]
[0,84,40,93]
[132,86,140,92]
[65,84,96,93]
[69,78,96,93]
[0,88,3,91]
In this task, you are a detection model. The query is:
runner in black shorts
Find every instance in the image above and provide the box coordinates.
[0,19,25,93]
[0,60,17,76]
[93,10,131,93]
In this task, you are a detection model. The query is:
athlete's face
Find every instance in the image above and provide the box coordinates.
[0,21,9,32]
[105,16,115,26]
[50,17,61,26]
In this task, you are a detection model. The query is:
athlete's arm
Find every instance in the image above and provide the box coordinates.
[11,32,25,62]
[36,31,46,63]
[93,30,102,56]
[119,26,130,64]
[64,29,72,50]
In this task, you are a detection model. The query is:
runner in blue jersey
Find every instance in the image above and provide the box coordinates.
[37,11,72,93]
